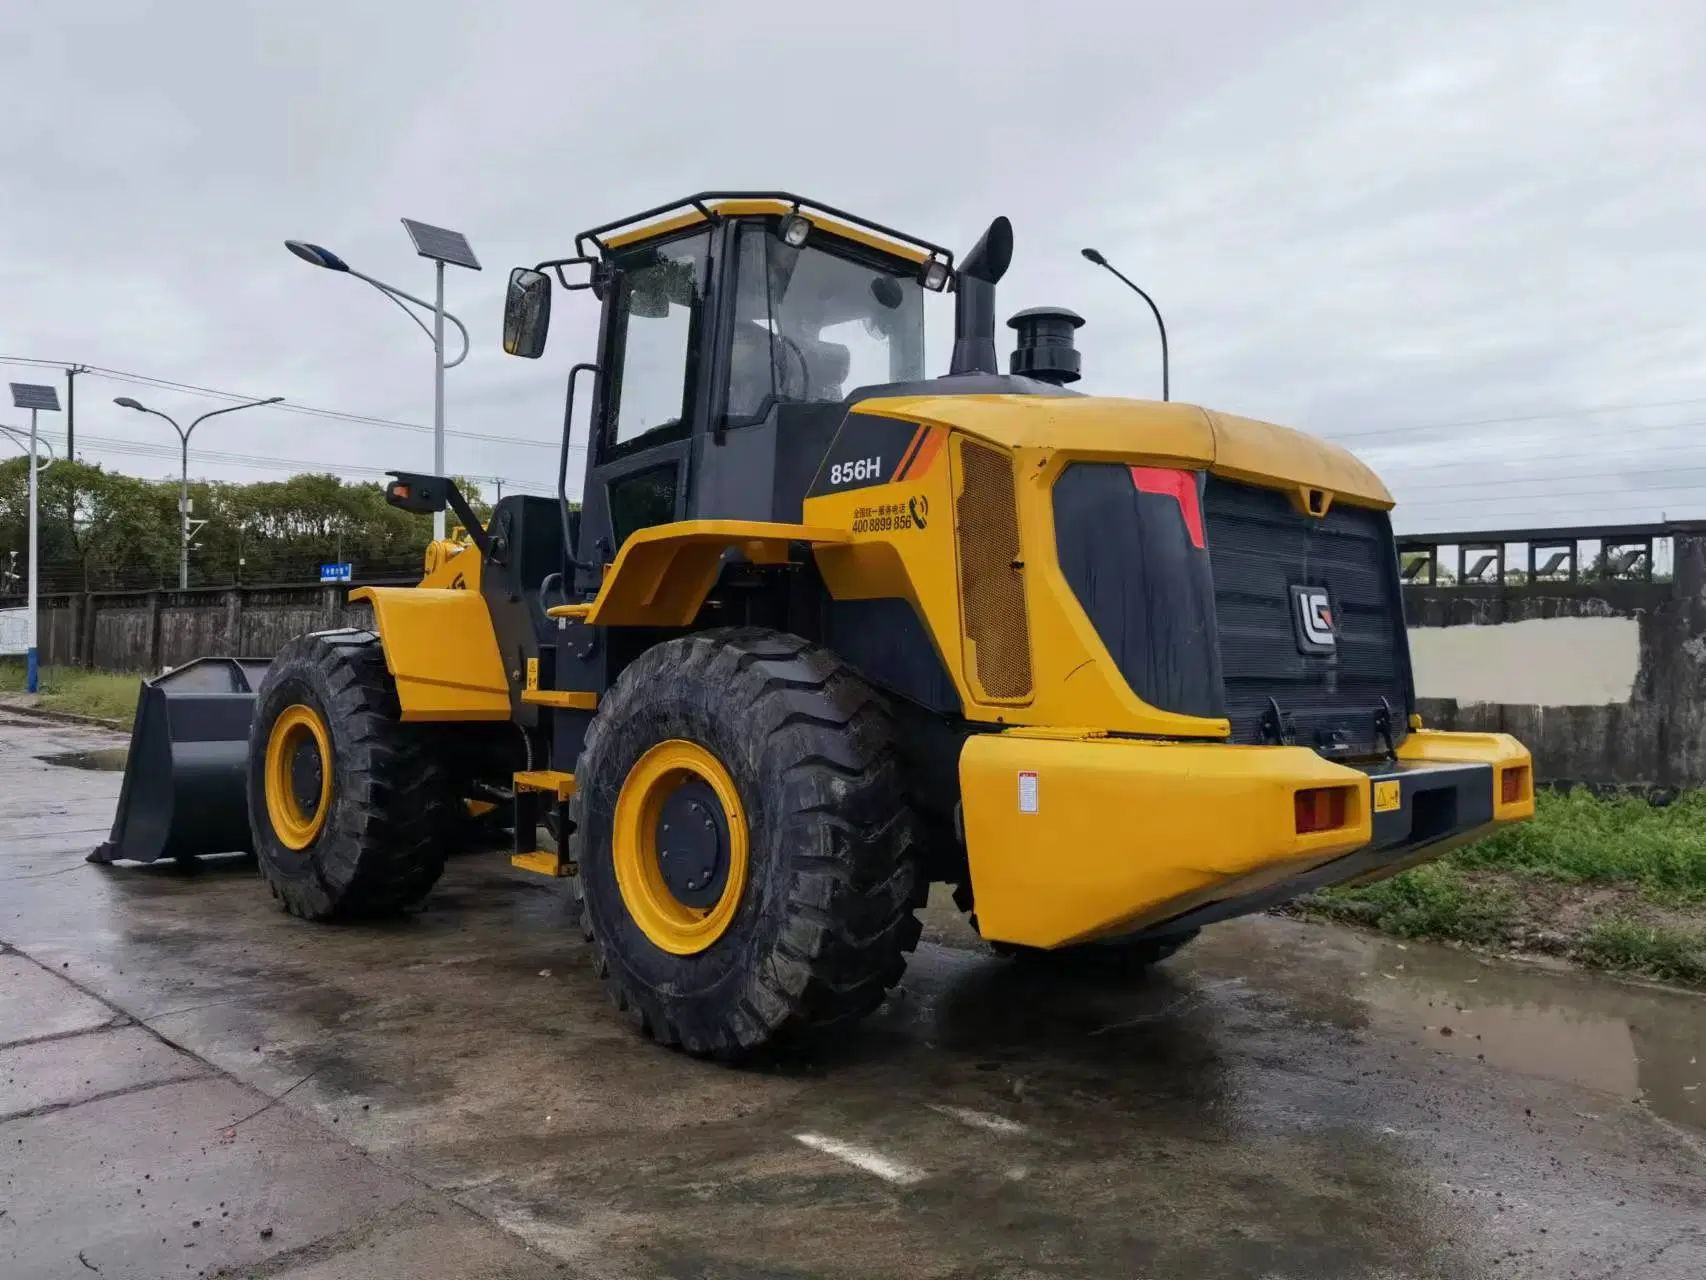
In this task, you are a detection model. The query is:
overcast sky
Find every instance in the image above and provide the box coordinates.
[3,0,1704,535]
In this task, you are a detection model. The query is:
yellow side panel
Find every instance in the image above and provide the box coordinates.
[859,394,1218,464]
[1205,410,1393,510]
[960,732,1372,948]
[806,422,1231,737]
[1398,729,1535,823]
[554,520,848,628]
[855,394,1393,508]
[348,587,510,722]
[417,541,481,590]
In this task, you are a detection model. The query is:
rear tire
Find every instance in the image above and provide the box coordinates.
[247,630,453,919]
[570,627,922,1059]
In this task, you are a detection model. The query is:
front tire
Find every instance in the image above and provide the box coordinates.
[570,628,922,1059]
[248,630,454,919]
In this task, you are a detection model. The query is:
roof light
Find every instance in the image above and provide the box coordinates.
[920,260,950,292]
[779,214,812,247]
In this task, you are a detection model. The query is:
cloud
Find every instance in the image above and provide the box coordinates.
[2,0,1702,532]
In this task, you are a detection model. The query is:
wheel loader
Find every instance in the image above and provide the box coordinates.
[93,192,1534,1057]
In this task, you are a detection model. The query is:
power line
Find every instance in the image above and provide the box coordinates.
[5,427,557,495]
[1323,396,1706,444]
[0,355,582,453]
[15,353,1706,454]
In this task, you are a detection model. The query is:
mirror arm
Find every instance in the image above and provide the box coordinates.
[536,255,606,291]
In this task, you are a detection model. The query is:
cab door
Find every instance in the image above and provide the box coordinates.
[573,228,717,590]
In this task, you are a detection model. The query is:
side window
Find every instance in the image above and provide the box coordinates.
[605,232,709,454]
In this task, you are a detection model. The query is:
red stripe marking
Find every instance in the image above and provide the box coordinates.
[903,427,944,479]
[1129,467,1205,549]
[892,426,927,480]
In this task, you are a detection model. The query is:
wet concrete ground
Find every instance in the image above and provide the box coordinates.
[3,713,1705,1279]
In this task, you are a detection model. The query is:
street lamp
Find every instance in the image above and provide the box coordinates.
[284,219,479,541]
[113,395,284,589]
[1081,247,1170,402]
[8,383,61,692]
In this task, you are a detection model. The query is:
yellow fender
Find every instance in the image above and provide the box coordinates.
[548,520,850,628]
[348,583,511,722]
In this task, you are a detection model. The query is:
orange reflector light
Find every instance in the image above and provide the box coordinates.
[1501,765,1530,805]
[391,483,410,499]
[1294,786,1350,835]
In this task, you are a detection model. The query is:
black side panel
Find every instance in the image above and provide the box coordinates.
[805,411,924,499]
[825,597,961,714]
[771,402,852,522]
[1052,463,1224,719]
[1204,477,1411,755]
[482,495,567,725]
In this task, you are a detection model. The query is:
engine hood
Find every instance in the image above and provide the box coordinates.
[856,393,1393,510]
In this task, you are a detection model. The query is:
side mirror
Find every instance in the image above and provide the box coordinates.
[385,471,448,514]
[503,267,552,358]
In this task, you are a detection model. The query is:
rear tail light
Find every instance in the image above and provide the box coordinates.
[1501,765,1531,806]
[1295,786,1351,834]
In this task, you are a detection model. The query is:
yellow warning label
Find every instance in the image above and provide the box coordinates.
[1373,780,1401,813]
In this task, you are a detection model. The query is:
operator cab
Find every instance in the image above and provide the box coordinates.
[503,195,967,587]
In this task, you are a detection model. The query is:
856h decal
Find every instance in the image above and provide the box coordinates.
[808,416,944,497]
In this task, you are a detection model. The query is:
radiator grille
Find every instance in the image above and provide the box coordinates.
[955,437,1032,700]
[1204,477,1411,755]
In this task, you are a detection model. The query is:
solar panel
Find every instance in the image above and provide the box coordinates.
[401,218,481,270]
[9,383,60,411]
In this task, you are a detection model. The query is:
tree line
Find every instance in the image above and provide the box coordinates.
[0,460,494,595]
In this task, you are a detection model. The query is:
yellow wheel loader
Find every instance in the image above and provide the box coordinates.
[96,192,1534,1057]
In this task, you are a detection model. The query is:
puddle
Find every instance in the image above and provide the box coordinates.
[1357,934,1706,1133]
[39,748,128,771]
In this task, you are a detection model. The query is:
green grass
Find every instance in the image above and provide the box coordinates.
[1454,788,1706,901]
[1310,861,1518,946]
[1579,917,1706,986]
[1298,788,1706,988]
[0,661,141,725]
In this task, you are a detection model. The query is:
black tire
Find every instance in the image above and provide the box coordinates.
[569,627,923,1059]
[247,630,454,920]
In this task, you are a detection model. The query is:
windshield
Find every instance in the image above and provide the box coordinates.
[726,224,926,421]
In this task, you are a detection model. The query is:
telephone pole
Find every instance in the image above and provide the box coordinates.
[64,365,87,460]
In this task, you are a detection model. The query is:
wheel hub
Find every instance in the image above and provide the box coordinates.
[289,736,324,818]
[263,703,333,851]
[611,739,751,956]
[656,779,729,909]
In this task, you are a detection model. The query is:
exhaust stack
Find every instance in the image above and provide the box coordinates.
[949,217,1014,376]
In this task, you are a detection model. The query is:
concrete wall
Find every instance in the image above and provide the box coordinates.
[1408,615,1641,707]
[13,583,387,674]
[1404,534,1706,788]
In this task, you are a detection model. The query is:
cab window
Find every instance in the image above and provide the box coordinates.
[604,231,710,457]
[724,224,925,424]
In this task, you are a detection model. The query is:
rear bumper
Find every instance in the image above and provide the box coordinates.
[959,728,1533,949]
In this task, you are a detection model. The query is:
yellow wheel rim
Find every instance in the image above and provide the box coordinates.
[264,703,333,850]
[612,740,750,955]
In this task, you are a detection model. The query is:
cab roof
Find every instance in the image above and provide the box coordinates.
[575,192,952,270]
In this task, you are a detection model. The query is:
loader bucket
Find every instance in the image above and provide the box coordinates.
[88,657,273,865]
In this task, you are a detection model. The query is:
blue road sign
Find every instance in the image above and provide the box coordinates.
[320,563,352,584]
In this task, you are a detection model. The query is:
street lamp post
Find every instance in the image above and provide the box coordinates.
[284,219,480,542]
[113,395,284,589]
[8,383,62,693]
[1081,247,1170,402]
